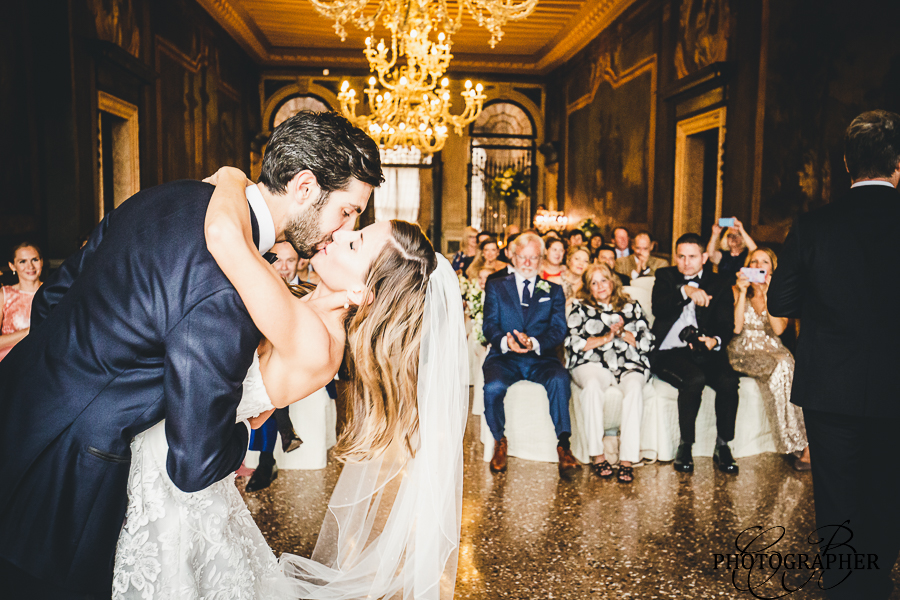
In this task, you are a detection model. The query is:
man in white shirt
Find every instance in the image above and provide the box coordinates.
[481,234,578,477]
[650,233,740,475]
[613,227,632,259]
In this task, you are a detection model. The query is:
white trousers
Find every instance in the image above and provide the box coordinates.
[570,364,646,463]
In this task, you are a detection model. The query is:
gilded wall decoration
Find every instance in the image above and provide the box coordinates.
[89,0,141,57]
[674,0,730,79]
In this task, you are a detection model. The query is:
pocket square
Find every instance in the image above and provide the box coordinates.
[539,297,551,302]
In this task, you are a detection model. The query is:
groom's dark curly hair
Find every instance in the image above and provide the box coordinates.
[259,111,384,194]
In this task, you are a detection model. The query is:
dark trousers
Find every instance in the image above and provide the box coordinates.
[483,353,571,441]
[804,409,900,600]
[0,558,105,600]
[248,408,296,464]
[653,347,740,444]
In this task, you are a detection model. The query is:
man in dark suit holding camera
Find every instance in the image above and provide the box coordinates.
[651,233,740,474]
[768,110,900,600]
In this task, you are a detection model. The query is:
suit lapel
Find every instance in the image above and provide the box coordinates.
[500,276,526,329]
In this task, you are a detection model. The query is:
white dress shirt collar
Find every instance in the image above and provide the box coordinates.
[851,180,895,188]
[513,271,537,301]
[245,184,276,253]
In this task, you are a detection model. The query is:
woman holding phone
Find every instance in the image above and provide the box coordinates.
[707,217,757,280]
[728,247,809,470]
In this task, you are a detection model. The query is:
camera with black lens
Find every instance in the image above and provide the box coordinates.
[678,325,707,351]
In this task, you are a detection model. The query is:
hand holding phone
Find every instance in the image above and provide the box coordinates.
[718,217,735,228]
[740,267,766,284]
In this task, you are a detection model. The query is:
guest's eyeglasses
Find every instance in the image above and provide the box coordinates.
[514,254,540,264]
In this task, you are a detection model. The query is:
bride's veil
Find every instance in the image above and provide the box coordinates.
[280,253,469,599]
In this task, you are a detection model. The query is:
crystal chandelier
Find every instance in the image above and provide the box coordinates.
[309,0,538,49]
[337,22,486,154]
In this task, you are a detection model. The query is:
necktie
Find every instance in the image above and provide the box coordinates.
[521,279,532,317]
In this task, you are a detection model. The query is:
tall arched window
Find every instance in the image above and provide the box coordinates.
[469,101,536,233]
[271,95,331,129]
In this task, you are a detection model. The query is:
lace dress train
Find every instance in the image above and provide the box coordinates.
[112,355,291,599]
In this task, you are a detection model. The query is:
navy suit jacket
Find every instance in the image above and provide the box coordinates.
[768,184,900,417]
[0,180,260,593]
[482,273,567,360]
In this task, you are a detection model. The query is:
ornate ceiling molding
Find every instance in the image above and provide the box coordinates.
[198,0,638,74]
[534,0,636,71]
[195,0,270,61]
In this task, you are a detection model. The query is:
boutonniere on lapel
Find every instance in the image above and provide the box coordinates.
[536,280,551,294]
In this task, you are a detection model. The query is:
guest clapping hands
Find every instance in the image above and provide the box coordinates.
[0,243,43,361]
[565,264,654,483]
[729,248,809,470]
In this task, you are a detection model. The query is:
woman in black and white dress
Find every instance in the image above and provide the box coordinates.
[565,263,653,483]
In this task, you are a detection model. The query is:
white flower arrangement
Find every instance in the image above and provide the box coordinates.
[466,286,487,345]
[536,280,551,294]
[490,168,530,207]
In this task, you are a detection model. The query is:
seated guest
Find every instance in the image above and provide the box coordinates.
[541,237,567,281]
[595,246,630,286]
[651,233,740,474]
[245,242,307,492]
[1,243,43,361]
[706,217,757,280]
[613,227,631,259]
[566,229,584,247]
[560,245,591,303]
[452,226,480,274]
[502,224,521,248]
[487,233,518,282]
[729,248,809,470]
[272,240,319,285]
[467,238,507,280]
[588,232,605,255]
[295,256,320,285]
[482,233,578,477]
[616,232,669,279]
[566,264,654,483]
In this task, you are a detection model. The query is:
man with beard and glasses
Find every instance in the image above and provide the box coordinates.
[0,111,382,600]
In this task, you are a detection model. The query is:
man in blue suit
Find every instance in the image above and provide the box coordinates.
[482,232,579,477]
[0,111,382,599]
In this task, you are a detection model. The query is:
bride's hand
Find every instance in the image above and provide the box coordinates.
[248,408,275,429]
[203,166,253,187]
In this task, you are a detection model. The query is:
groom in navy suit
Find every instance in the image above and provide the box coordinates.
[0,112,382,599]
[482,233,579,477]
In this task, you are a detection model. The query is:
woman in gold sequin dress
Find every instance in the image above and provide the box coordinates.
[728,248,810,470]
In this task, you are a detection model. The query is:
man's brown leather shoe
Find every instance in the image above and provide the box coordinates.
[557,446,581,478]
[490,437,508,473]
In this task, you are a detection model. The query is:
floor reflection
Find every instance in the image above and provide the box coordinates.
[240,394,900,599]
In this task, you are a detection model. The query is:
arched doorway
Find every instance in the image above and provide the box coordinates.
[271,94,331,129]
[468,101,537,234]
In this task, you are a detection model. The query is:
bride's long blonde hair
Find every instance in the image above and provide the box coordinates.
[335,220,438,462]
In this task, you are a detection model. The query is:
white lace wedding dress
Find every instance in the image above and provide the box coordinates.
[112,254,469,600]
[112,353,291,600]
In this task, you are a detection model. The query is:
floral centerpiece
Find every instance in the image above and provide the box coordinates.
[490,168,530,208]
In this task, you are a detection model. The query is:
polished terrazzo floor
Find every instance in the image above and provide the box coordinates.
[239,394,900,599]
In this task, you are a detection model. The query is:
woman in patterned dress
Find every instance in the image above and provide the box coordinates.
[565,263,654,483]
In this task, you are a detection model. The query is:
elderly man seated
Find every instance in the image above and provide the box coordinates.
[482,233,579,477]
[616,231,669,280]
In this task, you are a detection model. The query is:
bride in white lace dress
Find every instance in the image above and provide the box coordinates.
[112,167,468,600]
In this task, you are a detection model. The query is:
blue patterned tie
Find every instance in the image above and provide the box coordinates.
[521,279,532,317]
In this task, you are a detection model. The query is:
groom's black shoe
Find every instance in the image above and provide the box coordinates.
[245,455,278,492]
[673,442,694,473]
[713,442,739,474]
